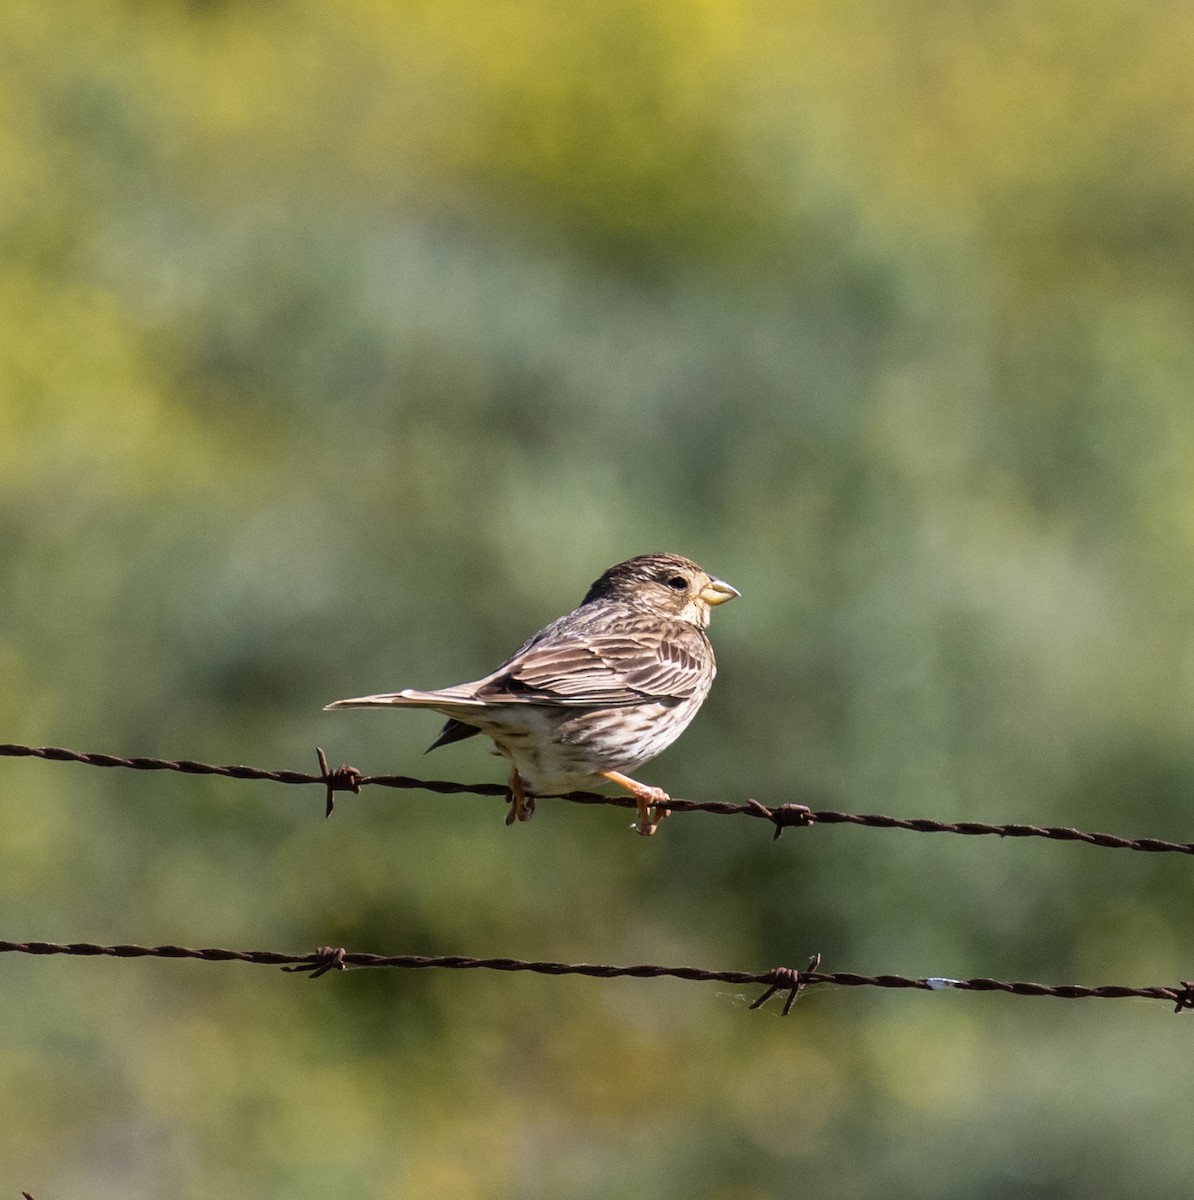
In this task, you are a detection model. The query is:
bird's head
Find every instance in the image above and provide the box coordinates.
[582,553,740,628]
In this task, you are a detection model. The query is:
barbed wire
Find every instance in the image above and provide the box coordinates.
[3,741,1193,857]
[2,939,1191,1013]
[6,742,1194,1015]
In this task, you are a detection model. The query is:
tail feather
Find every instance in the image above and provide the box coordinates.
[425,719,483,753]
[323,687,483,711]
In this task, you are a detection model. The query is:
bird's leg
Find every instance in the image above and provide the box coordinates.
[505,768,535,825]
[601,770,671,836]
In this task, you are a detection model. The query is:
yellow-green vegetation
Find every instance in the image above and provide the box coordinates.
[5,1,1194,1195]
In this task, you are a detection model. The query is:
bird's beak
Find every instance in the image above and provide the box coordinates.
[699,577,740,606]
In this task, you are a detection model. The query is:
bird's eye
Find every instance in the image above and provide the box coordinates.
[665,575,688,591]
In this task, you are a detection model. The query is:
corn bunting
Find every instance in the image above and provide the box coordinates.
[325,552,738,834]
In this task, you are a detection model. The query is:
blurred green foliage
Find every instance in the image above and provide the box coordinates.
[5,0,1194,1195]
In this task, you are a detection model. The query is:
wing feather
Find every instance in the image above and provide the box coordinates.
[475,615,713,707]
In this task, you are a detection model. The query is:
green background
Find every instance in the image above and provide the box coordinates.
[5,1,1194,1195]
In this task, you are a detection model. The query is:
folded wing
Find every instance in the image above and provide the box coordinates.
[476,616,713,707]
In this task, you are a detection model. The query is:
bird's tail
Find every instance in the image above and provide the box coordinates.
[323,687,483,711]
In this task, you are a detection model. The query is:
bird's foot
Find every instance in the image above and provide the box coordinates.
[633,791,670,836]
[601,771,671,836]
[505,771,536,826]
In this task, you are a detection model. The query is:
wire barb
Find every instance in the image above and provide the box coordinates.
[1171,981,1194,1013]
[750,953,823,1015]
[315,747,363,818]
[282,945,349,979]
[746,798,815,840]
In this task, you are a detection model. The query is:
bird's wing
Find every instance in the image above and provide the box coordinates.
[475,616,713,707]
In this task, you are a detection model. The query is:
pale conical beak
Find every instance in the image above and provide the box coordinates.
[699,577,740,606]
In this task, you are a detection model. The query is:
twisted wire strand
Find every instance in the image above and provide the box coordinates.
[1,939,1190,1011]
[3,741,1193,857]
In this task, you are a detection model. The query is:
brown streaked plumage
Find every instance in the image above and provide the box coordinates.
[324,553,739,834]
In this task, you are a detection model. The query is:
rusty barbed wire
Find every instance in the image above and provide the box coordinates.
[1,938,1191,1012]
[4,741,1194,858]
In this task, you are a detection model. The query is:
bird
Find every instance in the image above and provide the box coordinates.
[324,552,739,835]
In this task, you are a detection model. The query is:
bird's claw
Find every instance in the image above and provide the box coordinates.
[631,787,671,837]
[505,772,535,825]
